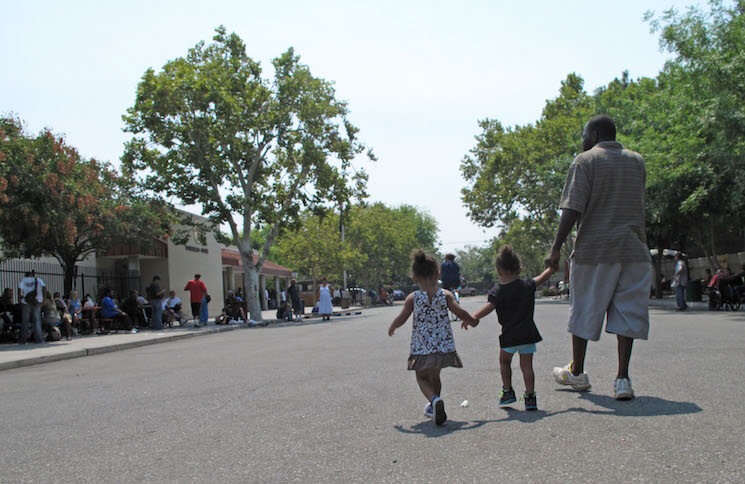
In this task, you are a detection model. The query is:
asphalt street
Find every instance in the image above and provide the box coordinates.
[1,297,744,483]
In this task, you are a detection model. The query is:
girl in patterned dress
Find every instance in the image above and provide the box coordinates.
[388,250,477,425]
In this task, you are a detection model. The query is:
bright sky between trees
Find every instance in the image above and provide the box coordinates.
[1,0,697,254]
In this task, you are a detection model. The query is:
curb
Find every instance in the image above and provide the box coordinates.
[0,323,247,372]
[0,310,366,372]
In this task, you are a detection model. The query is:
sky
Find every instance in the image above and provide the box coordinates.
[0,0,700,254]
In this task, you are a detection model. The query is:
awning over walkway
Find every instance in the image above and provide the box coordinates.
[221,249,293,277]
[102,239,169,259]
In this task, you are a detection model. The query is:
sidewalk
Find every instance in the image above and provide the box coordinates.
[536,294,711,311]
[0,306,365,372]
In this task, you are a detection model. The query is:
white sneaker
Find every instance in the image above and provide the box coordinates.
[614,378,634,400]
[552,362,591,391]
[423,403,433,418]
[431,396,446,425]
[130,328,138,334]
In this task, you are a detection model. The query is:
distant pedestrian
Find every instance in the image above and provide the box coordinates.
[467,246,555,411]
[17,271,45,344]
[146,275,166,330]
[672,252,688,311]
[200,294,210,325]
[546,115,651,400]
[287,279,303,321]
[184,274,208,327]
[388,250,476,426]
[440,253,461,291]
[317,278,333,321]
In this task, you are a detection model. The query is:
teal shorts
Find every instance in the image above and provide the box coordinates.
[501,343,537,354]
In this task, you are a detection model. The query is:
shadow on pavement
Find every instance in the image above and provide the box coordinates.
[394,419,496,437]
[394,394,702,436]
[575,392,703,417]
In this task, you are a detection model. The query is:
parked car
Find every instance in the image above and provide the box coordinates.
[458,287,477,296]
[392,289,406,301]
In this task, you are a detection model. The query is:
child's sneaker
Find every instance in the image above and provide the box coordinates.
[432,396,446,425]
[552,361,591,391]
[524,392,537,411]
[613,378,635,400]
[499,387,517,406]
[423,402,433,418]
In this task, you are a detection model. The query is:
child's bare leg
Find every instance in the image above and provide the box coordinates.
[519,353,535,394]
[415,369,437,401]
[432,368,442,397]
[499,350,514,389]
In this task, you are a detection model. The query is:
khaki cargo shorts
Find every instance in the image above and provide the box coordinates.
[568,261,652,341]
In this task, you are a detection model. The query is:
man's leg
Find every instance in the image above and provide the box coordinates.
[571,335,589,375]
[31,304,44,343]
[19,304,30,344]
[617,335,633,380]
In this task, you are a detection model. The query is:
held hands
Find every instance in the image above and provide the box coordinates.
[461,317,479,330]
[545,247,561,271]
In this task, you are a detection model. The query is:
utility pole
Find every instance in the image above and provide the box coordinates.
[340,201,347,291]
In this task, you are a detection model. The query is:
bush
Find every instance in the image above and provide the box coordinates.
[541,288,559,297]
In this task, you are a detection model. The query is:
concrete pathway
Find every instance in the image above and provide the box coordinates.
[0,306,364,371]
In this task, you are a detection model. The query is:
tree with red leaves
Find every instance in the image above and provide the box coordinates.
[0,116,172,294]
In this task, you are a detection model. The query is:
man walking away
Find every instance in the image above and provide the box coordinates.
[18,271,46,344]
[146,275,166,330]
[672,252,688,311]
[287,279,303,321]
[546,115,651,401]
[440,254,461,291]
[185,274,208,327]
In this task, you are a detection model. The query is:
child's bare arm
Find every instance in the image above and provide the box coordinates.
[533,266,555,287]
[444,290,478,327]
[388,294,414,336]
[462,302,495,330]
[472,302,495,321]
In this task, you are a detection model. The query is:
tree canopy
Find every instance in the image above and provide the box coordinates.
[0,116,171,293]
[461,1,745,272]
[274,203,439,290]
[122,26,373,320]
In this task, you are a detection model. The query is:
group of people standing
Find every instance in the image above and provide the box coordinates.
[390,115,652,426]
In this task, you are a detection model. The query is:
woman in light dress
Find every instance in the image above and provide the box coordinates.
[317,277,334,321]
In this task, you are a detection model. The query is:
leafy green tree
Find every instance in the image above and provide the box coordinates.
[643,1,745,267]
[460,74,592,262]
[454,243,496,285]
[0,116,171,294]
[274,213,363,292]
[340,203,439,289]
[122,27,372,320]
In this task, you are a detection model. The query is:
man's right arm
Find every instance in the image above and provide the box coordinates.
[545,208,581,270]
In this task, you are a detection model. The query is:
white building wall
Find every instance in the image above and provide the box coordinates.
[166,215,224,319]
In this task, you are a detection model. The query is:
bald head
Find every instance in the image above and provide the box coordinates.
[582,115,616,151]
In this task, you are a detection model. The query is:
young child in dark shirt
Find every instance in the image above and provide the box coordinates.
[464,245,554,411]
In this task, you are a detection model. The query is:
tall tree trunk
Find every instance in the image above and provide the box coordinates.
[241,260,263,321]
[59,255,78,296]
[653,249,663,299]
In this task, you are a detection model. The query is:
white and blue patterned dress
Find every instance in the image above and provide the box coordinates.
[407,289,463,370]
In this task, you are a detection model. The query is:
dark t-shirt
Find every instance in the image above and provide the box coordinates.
[440,260,460,286]
[146,282,163,301]
[287,285,301,305]
[487,278,542,348]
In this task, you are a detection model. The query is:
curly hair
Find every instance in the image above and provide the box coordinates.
[495,245,521,274]
[411,249,439,280]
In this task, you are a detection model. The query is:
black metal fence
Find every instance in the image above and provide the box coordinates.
[0,259,141,302]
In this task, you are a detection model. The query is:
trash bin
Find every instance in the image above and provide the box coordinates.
[686,280,702,302]
[341,296,350,309]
